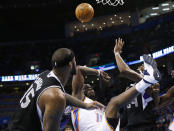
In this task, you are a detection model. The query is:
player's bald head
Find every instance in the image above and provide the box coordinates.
[52,48,75,68]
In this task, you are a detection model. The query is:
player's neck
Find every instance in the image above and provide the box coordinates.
[53,68,70,86]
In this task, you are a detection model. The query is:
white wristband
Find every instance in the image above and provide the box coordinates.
[114,52,120,55]
[135,79,150,93]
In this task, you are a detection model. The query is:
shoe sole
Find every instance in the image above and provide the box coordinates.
[143,55,161,81]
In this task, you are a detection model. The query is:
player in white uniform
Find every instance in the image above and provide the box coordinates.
[72,96,116,131]
[71,38,161,131]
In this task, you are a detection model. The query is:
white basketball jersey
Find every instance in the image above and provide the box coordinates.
[71,97,119,131]
[169,118,174,131]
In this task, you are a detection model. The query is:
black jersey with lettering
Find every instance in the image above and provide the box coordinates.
[120,84,157,128]
[8,70,65,131]
[125,94,156,127]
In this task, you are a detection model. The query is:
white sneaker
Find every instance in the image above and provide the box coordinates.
[142,55,161,84]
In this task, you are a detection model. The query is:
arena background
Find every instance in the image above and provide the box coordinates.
[0,0,174,130]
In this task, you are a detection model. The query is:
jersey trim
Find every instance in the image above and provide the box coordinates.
[72,108,80,131]
[169,117,174,130]
[104,115,114,131]
[49,71,65,93]
[36,85,62,131]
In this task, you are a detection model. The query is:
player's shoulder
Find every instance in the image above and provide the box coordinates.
[46,87,65,98]
[84,97,93,103]
[41,87,65,104]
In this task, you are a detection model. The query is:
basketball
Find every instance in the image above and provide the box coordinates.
[75,3,94,23]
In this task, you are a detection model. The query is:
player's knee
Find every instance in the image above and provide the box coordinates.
[106,97,120,118]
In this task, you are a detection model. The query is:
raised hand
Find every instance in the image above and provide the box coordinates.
[114,37,124,54]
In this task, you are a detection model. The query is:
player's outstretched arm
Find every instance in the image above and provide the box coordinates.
[72,65,101,99]
[78,66,110,82]
[157,86,174,108]
[157,70,174,107]
[65,93,104,109]
[114,38,142,82]
[72,66,110,99]
[72,65,100,97]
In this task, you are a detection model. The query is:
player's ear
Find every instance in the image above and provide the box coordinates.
[69,61,73,69]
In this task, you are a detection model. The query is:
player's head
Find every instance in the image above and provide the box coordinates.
[171,70,174,79]
[83,84,95,99]
[52,48,76,75]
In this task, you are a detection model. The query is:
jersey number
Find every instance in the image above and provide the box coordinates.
[127,97,138,109]
[96,112,103,122]
[20,77,43,108]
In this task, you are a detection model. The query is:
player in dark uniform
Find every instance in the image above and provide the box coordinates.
[120,84,159,131]
[114,38,160,131]
[8,48,103,131]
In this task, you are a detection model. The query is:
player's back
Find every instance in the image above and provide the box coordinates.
[8,70,65,131]
[71,97,105,131]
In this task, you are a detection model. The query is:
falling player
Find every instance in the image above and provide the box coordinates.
[114,38,160,131]
[71,42,161,131]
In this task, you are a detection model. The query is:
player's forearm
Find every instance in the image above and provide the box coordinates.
[157,95,173,108]
[114,53,142,82]
[78,66,99,76]
[158,86,174,108]
[114,52,130,73]
[65,93,87,109]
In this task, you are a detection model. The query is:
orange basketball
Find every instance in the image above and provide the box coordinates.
[75,3,94,23]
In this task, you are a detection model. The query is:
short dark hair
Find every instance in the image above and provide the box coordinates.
[51,48,75,68]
